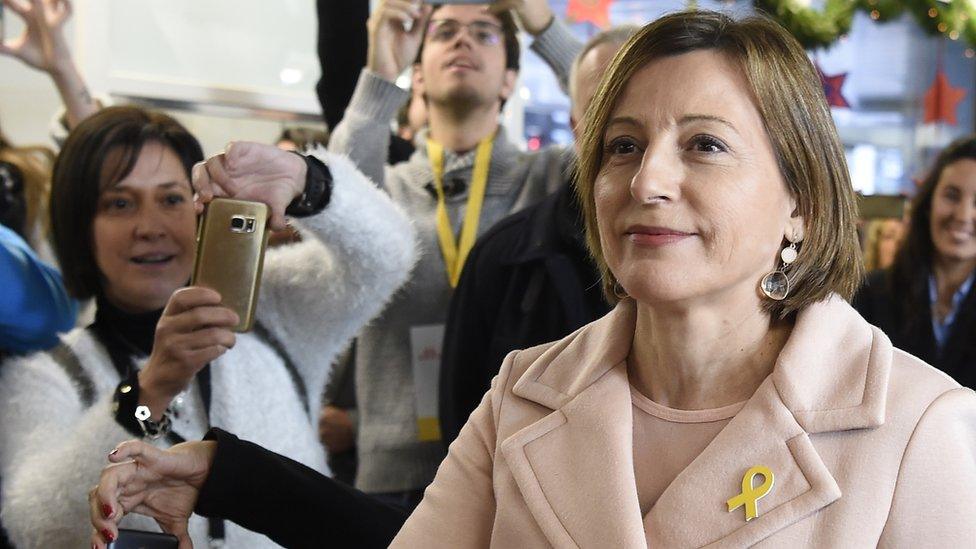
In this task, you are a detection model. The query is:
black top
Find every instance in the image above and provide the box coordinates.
[853,269,976,389]
[438,182,612,444]
[92,296,160,357]
[197,429,407,548]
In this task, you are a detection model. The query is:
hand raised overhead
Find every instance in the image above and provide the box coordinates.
[192,141,307,231]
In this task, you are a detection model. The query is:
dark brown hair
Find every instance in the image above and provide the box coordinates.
[575,10,864,318]
[50,106,203,299]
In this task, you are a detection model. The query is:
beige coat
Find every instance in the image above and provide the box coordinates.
[392,297,976,548]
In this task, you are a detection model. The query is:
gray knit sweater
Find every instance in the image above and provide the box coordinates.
[329,20,583,493]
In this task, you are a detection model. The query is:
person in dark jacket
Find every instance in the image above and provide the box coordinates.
[854,135,976,389]
[438,26,639,442]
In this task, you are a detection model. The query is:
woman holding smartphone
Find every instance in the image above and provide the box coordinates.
[0,106,418,548]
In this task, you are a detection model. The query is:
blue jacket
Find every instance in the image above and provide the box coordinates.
[0,224,76,354]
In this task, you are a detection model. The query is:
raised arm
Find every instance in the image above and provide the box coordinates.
[0,224,76,353]
[328,0,432,187]
[494,0,584,93]
[255,149,418,406]
[189,143,417,411]
[0,0,100,129]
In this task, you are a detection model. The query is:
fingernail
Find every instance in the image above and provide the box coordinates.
[108,448,119,456]
[102,529,115,542]
[101,503,113,518]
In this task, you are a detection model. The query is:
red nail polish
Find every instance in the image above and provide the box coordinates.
[102,529,115,542]
[101,503,113,517]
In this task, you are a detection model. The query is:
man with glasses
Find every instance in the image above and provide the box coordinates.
[328,0,581,510]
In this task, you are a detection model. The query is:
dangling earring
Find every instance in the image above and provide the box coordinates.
[760,241,798,301]
[612,281,629,300]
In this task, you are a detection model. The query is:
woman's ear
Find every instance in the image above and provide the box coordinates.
[786,216,805,243]
[786,195,804,243]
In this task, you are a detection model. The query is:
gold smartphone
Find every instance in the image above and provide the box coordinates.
[191,198,270,332]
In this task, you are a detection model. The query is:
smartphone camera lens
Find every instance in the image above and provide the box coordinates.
[231,216,246,231]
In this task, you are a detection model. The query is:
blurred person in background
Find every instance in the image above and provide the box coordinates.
[438,25,638,444]
[0,106,417,548]
[275,127,330,152]
[327,0,581,510]
[855,135,976,389]
[861,217,905,271]
[0,127,55,255]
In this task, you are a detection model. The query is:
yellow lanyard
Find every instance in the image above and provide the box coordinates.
[426,135,494,288]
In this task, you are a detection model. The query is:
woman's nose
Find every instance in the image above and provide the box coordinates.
[132,207,167,240]
[630,145,681,205]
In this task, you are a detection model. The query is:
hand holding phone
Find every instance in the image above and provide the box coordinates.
[137,287,238,416]
[191,198,270,332]
[191,141,306,232]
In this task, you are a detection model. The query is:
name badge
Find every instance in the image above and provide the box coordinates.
[410,324,445,442]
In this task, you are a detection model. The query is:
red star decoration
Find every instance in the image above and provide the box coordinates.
[567,0,613,29]
[923,69,967,125]
[816,64,850,109]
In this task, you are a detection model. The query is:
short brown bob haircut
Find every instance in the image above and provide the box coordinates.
[575,10,864,318]
[50,106,203,299]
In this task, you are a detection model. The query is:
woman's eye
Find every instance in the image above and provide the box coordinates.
[689,135,727,153]
[605,137,639,156]
[105,198,130,211]
[164,194,186,206]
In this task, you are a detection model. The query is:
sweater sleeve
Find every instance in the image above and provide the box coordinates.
[0,346,149,548]
[327,69,410,189]
[0,225,77,353]
[878,387,976,547]
[529,18,584,95]
[254,150,418,415]
[196,428,407,549]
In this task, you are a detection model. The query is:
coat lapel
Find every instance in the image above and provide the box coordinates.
[643,377,841,548]
[501,361,646,549]
[497,296,891,549]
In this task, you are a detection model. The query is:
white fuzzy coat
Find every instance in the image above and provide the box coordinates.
[0,151,418,548]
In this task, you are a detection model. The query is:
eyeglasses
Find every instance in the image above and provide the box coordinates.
[426,19,503,46]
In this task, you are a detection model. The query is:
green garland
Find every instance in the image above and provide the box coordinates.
[755,0,976,49]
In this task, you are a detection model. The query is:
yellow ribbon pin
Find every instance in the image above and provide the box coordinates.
[726,465,774,521]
